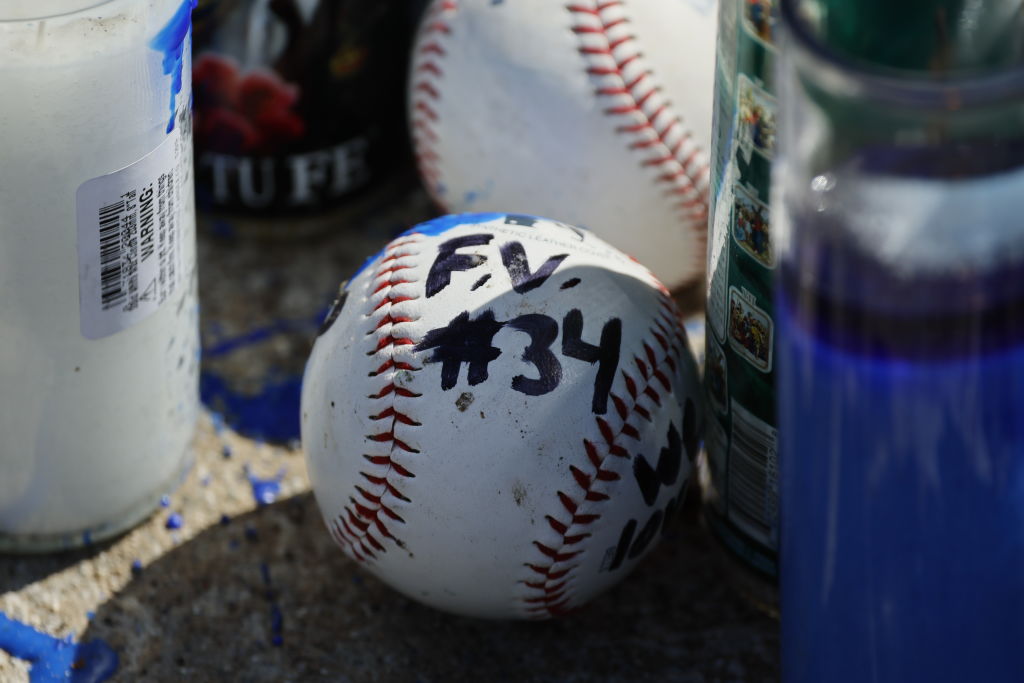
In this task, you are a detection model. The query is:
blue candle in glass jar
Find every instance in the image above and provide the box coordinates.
[775,2,1024,681]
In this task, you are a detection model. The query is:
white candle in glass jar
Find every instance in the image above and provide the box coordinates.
[0,0,199,551]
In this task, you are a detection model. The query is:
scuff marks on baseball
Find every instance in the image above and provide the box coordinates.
[317,283,349,337]
[455,392,475,411]
[415,308,621,408]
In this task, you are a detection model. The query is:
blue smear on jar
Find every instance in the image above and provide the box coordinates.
[150,0,197,133]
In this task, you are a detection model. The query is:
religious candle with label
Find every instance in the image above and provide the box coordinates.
[190,0,425,240]
[776,1,1024,679]
[0,0,200,552]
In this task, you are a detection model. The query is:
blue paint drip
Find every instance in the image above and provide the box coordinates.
[159,495,171,508]
[245,466,286,506]
[259,564,284,647]
[400,212,505,238]
[165,512,183,530]
[130,560,143,575]
[150,0,197,133]
[0,613,118,683]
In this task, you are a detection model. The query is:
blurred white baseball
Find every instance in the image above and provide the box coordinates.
[302,213,702,619]
[409,0,718,290]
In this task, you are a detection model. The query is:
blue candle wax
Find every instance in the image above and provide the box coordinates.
[777,148,1024,683]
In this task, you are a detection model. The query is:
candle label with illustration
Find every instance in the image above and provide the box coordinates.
[191,0,423,223]
[703,0,780,582]
[76,110,191,340]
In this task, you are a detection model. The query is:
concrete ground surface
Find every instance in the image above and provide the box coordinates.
[1,183,779,682]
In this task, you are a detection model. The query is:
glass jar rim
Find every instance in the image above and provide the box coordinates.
[0,1,118,23]
[778,0,1024,108]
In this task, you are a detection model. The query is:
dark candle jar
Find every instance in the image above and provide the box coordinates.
[775,1,1024,681]
[191,0,425,240]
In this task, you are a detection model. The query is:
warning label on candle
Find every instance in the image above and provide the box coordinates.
[77,126,189,339]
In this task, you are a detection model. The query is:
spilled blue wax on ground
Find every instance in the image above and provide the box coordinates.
[201,312,326,443]
[150,0,197,133]
[259,564,284,647]
[401,212,505,238]
[246,467,286,506]
[0,613,118,683]
[201,374,303,443]
[165,512,183,530]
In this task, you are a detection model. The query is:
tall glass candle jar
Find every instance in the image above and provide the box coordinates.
[0,0,200,552]
[775,0,1024,680]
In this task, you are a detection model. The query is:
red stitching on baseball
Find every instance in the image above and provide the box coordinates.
[622,373,638,400]
[372,279,415,295]
[412,0,710,273]
[331,238,427,562]
[634,356,650,380]
[610,393,628,420]
[522,324,679,617]
[372,295,417,313]
[370,313,417,333]
[380,251,417,265]
[370,407,422,426]
[569,0,710,270]
[621,423,641,440]
[369,359,420,377]
[410,0,459,207]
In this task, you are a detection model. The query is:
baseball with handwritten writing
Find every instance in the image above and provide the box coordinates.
[301,213,702,619]
[409,0,718,289]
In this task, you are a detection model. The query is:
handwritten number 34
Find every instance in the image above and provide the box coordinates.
[415,231,622,415]
[415,309,622,415]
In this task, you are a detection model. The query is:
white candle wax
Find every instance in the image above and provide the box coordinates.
[0,0,199,550]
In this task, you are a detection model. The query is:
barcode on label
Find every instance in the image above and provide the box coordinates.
[727,400,778,546]
[77,125,186,339]
[98,200,127,310]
